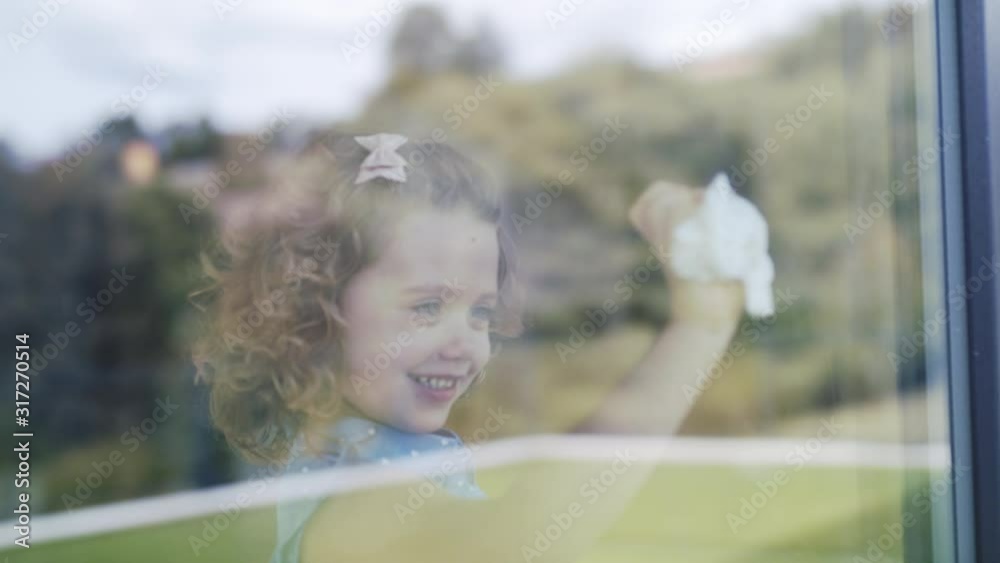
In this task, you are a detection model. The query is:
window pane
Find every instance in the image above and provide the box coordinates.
[0,1,960,562]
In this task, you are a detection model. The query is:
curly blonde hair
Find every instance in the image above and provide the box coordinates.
[191,134,522,464]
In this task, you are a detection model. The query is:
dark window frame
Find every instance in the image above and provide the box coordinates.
[938,0,1000,562]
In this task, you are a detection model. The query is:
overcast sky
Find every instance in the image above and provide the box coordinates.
[1,0,891,162]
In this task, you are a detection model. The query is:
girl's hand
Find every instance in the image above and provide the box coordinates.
[628,180,745,329]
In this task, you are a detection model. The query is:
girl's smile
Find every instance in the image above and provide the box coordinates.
[408,373,467,402]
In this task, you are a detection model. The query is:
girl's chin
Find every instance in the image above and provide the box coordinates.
[340,400,451,434]
[381,398,456,434]
[396,409,453,434]
[343,400,455,434]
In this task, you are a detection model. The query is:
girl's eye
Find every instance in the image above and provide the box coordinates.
[413,300,442,320]
[470,305,496,328]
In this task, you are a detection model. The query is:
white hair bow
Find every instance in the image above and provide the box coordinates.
[354,133,409,184]
[670,173,776,317]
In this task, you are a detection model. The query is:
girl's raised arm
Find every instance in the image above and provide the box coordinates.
[575,181,746,435]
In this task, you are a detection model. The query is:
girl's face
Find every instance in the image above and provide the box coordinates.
[338,206,499,433]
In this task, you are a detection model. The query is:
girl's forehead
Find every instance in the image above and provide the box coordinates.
[372,208,499,287]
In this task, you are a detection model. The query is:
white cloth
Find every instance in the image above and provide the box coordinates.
[669,173,776,317]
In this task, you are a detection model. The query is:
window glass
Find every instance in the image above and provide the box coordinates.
[0,1,959,562]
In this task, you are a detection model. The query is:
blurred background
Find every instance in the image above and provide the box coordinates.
[0,0,955,561]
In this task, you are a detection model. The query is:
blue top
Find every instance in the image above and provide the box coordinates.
[270,416,486,563]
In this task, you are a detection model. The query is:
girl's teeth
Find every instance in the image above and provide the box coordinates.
[415,376,457,390]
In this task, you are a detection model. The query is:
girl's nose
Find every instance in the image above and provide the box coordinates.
[437,314,479,360]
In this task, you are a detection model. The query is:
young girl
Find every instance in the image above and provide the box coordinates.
[193,132,748,563]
